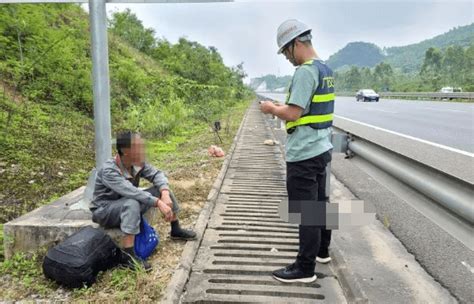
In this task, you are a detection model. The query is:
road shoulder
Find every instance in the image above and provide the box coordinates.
[329,171,458,304]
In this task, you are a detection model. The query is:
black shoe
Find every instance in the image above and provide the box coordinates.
[316,249,332,264]
[272,263,317,283]
[170,228,197,240]
[120,250,152,272]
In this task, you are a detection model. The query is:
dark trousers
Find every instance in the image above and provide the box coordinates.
[286,150,332,273]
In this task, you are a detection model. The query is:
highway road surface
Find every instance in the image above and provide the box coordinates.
[260,93,474,153]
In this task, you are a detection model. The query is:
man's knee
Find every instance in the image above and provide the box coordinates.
[122,199,141,217]
[120,199,141,235]
[147,187,180,214]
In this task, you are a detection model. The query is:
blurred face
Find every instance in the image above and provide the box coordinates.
[130,136,146,166]
[121,135,146,167]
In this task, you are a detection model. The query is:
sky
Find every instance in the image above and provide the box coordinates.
[101,0,473,80]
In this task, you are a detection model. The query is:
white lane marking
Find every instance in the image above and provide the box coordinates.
[423,107,467,113]
[461,261,474,274]
[334,115,474,157]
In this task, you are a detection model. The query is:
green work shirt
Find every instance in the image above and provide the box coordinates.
[285,60,333,162]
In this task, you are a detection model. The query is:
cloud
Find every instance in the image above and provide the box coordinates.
[105,0,473,79]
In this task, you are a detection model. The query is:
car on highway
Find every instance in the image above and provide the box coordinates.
[440,87,454,93]
[439,87,462,100]
[356,89,379,102]
[440,87,462,93]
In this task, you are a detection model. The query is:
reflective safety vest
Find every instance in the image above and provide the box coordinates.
[285,59,335,134]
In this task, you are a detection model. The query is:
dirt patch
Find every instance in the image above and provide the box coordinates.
[0,80,25,104]
[0,157,222,302]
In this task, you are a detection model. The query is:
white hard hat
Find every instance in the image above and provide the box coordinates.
[276,19,312,54]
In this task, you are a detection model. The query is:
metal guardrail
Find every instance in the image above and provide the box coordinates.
[255,93,474,229]
[332,91,474,100]
[380,92,473,100]
[344,134,474,225]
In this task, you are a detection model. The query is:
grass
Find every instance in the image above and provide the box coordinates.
[149,103,248,173]
[383,214,391,229]
[0,96,95,223]
[0,97,252,302]
[0,249,58,300]
[0,94,249,223]
[0,224,3,260]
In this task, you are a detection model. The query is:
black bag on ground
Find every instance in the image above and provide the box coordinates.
[42,226,121,288]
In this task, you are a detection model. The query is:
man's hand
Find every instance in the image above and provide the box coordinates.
[260,100,274,114]
[156,199,173,222]
[161,190,173,208]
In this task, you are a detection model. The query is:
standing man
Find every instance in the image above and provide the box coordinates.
[260,19,334,283]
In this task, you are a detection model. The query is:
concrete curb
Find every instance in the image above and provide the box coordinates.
[330,245,369,304]
[161,102,251,304]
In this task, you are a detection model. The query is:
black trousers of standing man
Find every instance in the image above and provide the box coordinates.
[287,150,332,274]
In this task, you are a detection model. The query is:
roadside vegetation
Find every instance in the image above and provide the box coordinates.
[252,45,474,94]
[0,4,253,301]
[334,45,474,93]
[0,4,252,222]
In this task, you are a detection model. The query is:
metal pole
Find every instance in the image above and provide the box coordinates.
[89,0,112,169]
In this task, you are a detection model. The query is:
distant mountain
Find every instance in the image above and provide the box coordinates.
[326,42,384,71]
[326,23,474,73]
[384,23,474,72]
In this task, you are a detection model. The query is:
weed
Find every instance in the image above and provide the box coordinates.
[383,214,391,229]
[0,224,3,260]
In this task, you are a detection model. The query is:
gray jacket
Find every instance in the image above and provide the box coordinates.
[91,156,169,209]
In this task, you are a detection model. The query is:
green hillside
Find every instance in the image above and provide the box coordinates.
[326,23,474,92]
[326,42,385,71]
[385,23,474,72]
[326,23,474,73]
[0,4,251,223]
[0,5,252,301]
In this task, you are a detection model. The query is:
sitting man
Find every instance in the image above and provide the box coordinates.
[90,131,196,271]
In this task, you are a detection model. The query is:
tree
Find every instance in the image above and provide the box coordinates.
[373,62,393,91]
[360,67,373,89]
[109,9,156,54]
[344,66,362,91]
[334,43,474,93]
[442,45,465,86]
[462,44,474,91]
[420,47,443,90]
[230,62,247,99]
